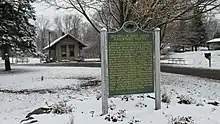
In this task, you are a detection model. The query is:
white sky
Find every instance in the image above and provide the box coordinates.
[32,1,92,29]
[33,2,76,19]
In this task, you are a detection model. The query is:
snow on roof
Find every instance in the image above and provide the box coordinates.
[43,34,87,50]
[206,38,220,43]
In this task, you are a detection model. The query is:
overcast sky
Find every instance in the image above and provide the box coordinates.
[32,2,78,20]
[32,1,84,29]
[32,1,92,29]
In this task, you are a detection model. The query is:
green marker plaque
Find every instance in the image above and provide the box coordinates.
[108,21,155,96]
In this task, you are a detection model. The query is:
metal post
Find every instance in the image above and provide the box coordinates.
[105,33,109,97]
[154,28,161,110]
[48,31,51,62]
[101,28,108,115]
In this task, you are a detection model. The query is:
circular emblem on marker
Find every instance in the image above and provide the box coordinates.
[123,21,138,33]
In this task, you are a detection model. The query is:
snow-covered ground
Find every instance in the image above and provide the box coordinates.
[1,66,220,124]
[0,66,100,90]
[84,58,100,62]
[161,50,220,69]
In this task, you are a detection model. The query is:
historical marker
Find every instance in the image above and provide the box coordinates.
[108,22,154,96]
[101,21,161,115]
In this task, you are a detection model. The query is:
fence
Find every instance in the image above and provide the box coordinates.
[15,57,29,63]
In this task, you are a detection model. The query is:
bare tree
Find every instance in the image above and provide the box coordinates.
[39,0,220,54]
[53,14,84,40]
[62,14,82,39]
[54,16,63,37]
[88,0,220,31]
[40,0,220,33]
[81,22,100,58]
[40,0,101,33]
[62,15,71,34]
[204,12,219,40]
[35,15,51,53]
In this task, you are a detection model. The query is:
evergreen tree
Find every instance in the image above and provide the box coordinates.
[188,6,207,51]
[0,0,36,70]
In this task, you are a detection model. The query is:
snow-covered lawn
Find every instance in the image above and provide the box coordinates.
[1,66,220,124]
[0,66,100,90]
[161,50,220,69]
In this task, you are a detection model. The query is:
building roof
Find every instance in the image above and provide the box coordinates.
[206,38,220,43]
[43,34,87,50]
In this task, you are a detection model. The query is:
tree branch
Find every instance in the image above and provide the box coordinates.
[76,0,100,33]
[67,0,83,13]
[108,0,120,25]
[176,4,220,20]
[150,1,207,29]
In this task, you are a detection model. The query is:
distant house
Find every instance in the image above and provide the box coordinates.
[43,34,87,61]
[206,38,220,50]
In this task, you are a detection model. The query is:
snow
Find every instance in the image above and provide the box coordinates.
[43,34,68,50]
[0,66,100,90]
[0,57,41,64]
[1,66,220,124]
[207,38,220,43]
[161,50,220,69]
[84,58,100,62]
[27,57,41,64]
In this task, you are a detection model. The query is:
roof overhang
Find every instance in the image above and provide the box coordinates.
[43,34,87,50]
[207,38,220,43]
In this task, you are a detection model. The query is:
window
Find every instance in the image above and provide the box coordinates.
[61,45,66,57]
[69,45,75,57]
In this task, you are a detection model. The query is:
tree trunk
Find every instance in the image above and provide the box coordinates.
[119,0,125,27]
[195,45,198,51]
[5,58,11,71]
[2,44,11,71]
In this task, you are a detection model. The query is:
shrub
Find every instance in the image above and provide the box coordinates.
[162,92,171,104]
[161,88,171,104]
[51,101,74,114]
[169,116,195,124]
[178,95,196,104]
[105,109,126,122]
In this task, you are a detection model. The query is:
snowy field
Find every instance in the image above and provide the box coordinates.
[161,50,220,69]
[1,66,220,124]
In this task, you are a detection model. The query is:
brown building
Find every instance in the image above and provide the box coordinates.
[43,34,86,61]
